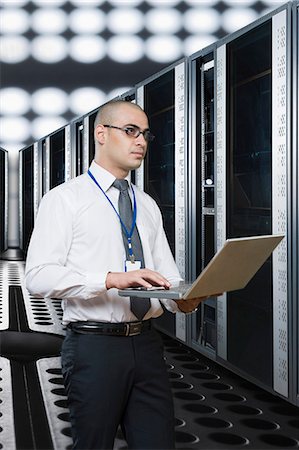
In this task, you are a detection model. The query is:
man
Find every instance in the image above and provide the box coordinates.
[25,100,206,449]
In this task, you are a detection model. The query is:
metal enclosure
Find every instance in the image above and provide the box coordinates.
[135,60,188,342]
[0,148,8,255]
[189,48,217,359]
[19,124,71,255]
[119,88,137,184]
[82,108,99,174]
[70,117,85,178]
[19,145,35,254]
[189,1,298,405]
[292,0,299,406]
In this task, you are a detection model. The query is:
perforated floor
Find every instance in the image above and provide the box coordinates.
[162,334,299,449]
[30,335,299,450]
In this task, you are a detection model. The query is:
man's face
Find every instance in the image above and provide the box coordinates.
[95,103,150,177]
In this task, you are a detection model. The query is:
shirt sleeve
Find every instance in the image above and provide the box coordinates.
[151,202,183,313]
[25,189,108,300]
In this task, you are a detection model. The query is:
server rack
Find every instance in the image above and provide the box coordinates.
[71,117,85,177]
[38,124,72,196]
[135,60,188,342]
[19,145,35,255]
[19,125,71,255]
[120,88,137,184]
[189,1,297,405]
[189,49,217,358]
[292,0,299,406]
[0,147,8,255]
[83,108,99,173]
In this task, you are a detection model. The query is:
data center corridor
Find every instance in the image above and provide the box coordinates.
[1,260,298,450]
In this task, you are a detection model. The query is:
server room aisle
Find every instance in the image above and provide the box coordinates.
[160,335,299,450]
[0,261,298,450]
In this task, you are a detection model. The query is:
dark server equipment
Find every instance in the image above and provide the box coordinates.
[189,52,217,357]
[136,61,188,343]
[226,19,273,386]
[83,108,99,171]
[40,138,48,197]
[19,145,34,255]
[0,147,8,255]
[119,89,137,185]
[71,118,84,177]
[294,0,299,406]
[39,125,71,196]
[49,125,71,190]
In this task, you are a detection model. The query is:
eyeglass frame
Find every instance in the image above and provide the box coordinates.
[103,124,155,142]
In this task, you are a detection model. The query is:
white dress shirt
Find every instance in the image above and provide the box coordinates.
[25,161,182,324]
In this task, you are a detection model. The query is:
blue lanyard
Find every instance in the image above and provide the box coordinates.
[88,170,137,260]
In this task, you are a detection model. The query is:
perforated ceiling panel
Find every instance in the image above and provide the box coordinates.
[0,0,285,152]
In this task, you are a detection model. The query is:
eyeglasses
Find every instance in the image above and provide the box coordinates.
[103,124,155,142]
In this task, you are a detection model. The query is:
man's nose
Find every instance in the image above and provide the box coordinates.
[136,132,147,145]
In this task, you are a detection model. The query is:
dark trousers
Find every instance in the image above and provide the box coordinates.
[61,328,175,450]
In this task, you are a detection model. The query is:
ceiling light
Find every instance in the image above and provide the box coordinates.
[107,8,144,34]
[0,36,30,63]
[31,88,68,115]
[145,8,182,34]
[222,8,258,33]
[0,117,31,142]
[145,35,182,63]
[69,36,106,63]
[184,35,216,56]
[0,9,29,34]
[31,36,68,63]
[108,35,143,63]
[69,87,106,115]
[0,88,30,115]
[184,8,220,34]
[69,8,105,34]
[31,9,68,34]
[32,116,67,140]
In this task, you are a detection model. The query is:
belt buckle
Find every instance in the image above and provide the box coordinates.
[126,322,142,336]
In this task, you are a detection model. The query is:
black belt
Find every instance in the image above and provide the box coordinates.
[67,320,152,336]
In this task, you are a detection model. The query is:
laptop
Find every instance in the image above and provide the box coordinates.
[118,234,284,300]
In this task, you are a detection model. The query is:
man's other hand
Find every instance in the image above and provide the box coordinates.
[106,269,171,290]
[176,293,223,313]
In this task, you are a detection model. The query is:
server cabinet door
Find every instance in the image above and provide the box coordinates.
[83,110,98,173]
[221,14,289,395]
[72,120,84,177]
[190,56,217,355]
[226,21,273,386]
[144,71,175,254]
[143,71,176,337]
[142,64,187,342]
[50,130,65,189]
[0,150,6,253]
[22,146,34,254]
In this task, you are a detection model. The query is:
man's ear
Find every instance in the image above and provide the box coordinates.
[94,124,105,145]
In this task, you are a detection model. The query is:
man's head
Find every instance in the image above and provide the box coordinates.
[94,100,153,179]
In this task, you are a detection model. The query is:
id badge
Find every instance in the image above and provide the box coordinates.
[125,260,141,272]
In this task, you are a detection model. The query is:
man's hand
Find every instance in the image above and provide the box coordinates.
[176,293,223,313]
[175,297,207,313]
[106,269,171,290]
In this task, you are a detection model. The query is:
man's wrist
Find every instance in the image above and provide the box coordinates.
[106,272,112,289]
[177,303,198,314]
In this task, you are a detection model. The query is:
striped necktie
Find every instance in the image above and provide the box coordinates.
[113,179,151,320]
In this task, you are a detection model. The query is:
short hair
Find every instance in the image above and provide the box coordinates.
[94,100,145,130]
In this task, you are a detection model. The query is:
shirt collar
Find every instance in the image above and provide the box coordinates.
[89,160,131,193]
